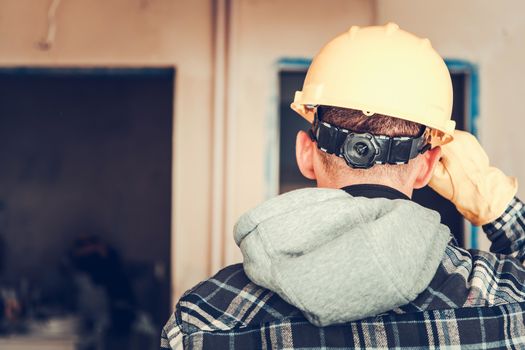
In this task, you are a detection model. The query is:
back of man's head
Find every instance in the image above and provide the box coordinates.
[292,24,454,196]
[317,106,424,186]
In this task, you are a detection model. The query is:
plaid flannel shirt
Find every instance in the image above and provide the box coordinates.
[161,197,525,349]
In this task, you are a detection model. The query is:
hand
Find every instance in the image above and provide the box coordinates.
[429,130,518,226]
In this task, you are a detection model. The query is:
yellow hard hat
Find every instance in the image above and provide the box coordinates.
[291,23,455,146]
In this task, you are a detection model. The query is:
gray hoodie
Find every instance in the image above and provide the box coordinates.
[234,187,451,327]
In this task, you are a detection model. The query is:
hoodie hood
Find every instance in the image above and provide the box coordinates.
[234,188,451,326]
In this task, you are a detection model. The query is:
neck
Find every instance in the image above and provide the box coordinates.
[316,177,413,198]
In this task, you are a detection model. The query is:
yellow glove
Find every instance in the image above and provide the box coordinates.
[429,130,518,226]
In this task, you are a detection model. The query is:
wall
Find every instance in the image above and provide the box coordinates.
[0,0,214,301]
[376,0,525,249]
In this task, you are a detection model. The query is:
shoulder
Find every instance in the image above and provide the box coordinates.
[164,264,300,339]
[440,243,525,306]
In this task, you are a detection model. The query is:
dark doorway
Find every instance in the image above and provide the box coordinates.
[278,68,469,247]
[0,68,173,349]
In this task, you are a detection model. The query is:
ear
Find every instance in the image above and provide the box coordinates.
[296,130,317,180]
[413,146,442,189]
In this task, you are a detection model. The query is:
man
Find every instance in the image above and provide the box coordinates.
[161,23,525,349]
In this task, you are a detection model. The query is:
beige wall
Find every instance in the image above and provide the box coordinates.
[0,0,214,301]
[376,0,525,249]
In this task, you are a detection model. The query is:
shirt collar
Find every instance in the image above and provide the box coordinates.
[340,184,410,201]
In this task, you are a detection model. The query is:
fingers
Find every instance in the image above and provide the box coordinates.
[429,161,454,201]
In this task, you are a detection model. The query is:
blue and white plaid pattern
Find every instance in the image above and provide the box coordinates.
[161,197,525,349]
[483,197,525,260]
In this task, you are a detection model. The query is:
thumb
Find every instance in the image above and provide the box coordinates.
[429,160,454,201]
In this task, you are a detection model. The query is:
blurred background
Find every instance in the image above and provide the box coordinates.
[0,0,524,349]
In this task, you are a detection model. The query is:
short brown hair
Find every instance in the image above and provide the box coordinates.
[316,106,424,180]
[318,106,423,137]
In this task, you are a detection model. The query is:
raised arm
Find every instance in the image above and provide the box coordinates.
[482,197,525,262]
